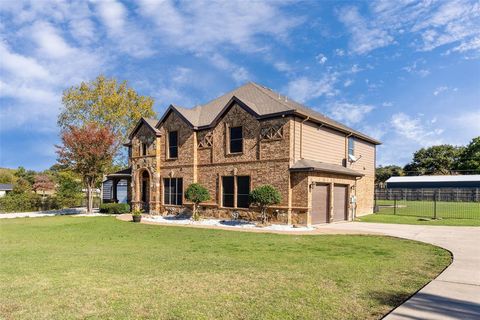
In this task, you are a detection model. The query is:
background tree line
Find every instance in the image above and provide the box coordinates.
[0,166,84,212]
[1,74,155,213]
[376,137,480,186]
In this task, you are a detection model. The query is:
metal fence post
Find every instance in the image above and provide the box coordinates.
[394,195,397,215]
[434,190,437,220]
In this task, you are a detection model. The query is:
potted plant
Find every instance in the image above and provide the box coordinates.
[132,209,142,223]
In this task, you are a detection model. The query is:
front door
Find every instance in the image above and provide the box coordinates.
[141,171,150,211]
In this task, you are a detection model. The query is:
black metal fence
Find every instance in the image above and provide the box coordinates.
[374,188,480,220]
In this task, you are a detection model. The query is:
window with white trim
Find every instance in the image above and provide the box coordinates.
[348,136,355,157]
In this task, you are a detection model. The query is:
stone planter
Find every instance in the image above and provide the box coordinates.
[132,215,142,223]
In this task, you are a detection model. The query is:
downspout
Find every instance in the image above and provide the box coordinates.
[352,176,361,220]
[299,116,309,159]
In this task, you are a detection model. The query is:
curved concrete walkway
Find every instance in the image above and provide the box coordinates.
[321,222,480,320]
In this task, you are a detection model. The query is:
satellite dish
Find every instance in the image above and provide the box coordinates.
[348,154,357,162]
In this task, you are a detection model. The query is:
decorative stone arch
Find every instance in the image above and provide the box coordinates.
[135,168,153,212]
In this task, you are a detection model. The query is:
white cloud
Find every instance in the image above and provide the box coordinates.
[0,41,50,80]
[207,53,250,83]
[337,6,393,54]
[328,103,374,125]
[273,61,292,72]
[433,86,448,96]
[138,0,300,53]
[340,1,480,55]
[285,74,338,103]
[403,60,430,77]
[344,79,353,87]
[390,112,443,146]
[315,53,327,64]
[382,101,393,107]
[335,48,345,56]
[95,0,154,58]
[30,21,75,59]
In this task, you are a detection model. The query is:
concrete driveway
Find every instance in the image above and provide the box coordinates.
[321,222,480,320]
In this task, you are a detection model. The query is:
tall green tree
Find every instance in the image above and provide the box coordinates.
[404,145,464,175]
[58,75,156,163]
[14,167,36,185]
[456,137,480,173]
[375,165,404,185]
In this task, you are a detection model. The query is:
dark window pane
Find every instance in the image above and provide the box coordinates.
[236,176,250,208]
[164,178,183,205]
[237,195,249,208]
[222,176,234,194]
[230,140,242,153]
[142,143,147,156]
[229,127,243,153]
[230,127,242,139]
[223,195,234,208]
[176,194,183,205]
[169,131,178,158]
[222,176,234,207]
[169,146,178,158]
[237,176,250,194]
[164,178,171,204]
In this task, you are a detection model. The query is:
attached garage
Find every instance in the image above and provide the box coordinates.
[311,184,329,224]
[290,159,364,225]
[333,185,348,222]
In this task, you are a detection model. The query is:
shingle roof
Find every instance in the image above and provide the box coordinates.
[290,159,364,177]
[386,175,480,183]
[128,117,161,139]
[160,82,380,144]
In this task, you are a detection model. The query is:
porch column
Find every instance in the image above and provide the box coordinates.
[112,179,118,203]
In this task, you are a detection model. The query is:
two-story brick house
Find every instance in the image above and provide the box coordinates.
[104,82,380,225]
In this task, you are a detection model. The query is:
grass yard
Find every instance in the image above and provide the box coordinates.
[358,213,480,226]
[376,199,480,220]
[0,217,451,320]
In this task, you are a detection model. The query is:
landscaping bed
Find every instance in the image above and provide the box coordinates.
[143,214,315,232]
[0,216,451,319]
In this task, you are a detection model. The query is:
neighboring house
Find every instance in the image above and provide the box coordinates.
[103,82,380,225]
[0,184,13,197]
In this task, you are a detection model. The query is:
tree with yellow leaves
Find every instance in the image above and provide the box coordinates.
[58,75,156,163]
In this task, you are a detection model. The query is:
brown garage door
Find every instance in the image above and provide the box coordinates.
[311,184,329,224]
[333,185,348,222]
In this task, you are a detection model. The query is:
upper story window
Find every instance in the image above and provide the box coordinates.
[141,142,148,156]
[229,126,243,153]
[168,131,178,159]
[348,136,355,157]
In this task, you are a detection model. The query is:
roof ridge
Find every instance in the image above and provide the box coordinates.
[249,82,295,111]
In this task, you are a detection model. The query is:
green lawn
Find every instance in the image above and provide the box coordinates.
[358,213,480,226]
[376,199,480,220]
[0,217,451,320]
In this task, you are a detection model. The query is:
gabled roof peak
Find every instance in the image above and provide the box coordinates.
[151,82,381,145]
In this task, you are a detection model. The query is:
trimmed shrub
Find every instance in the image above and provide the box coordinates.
[99,203,130,214]
[185,183,210,221]
[249,185,281,224]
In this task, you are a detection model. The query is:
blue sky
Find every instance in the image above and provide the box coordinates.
[0,0,479,171]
